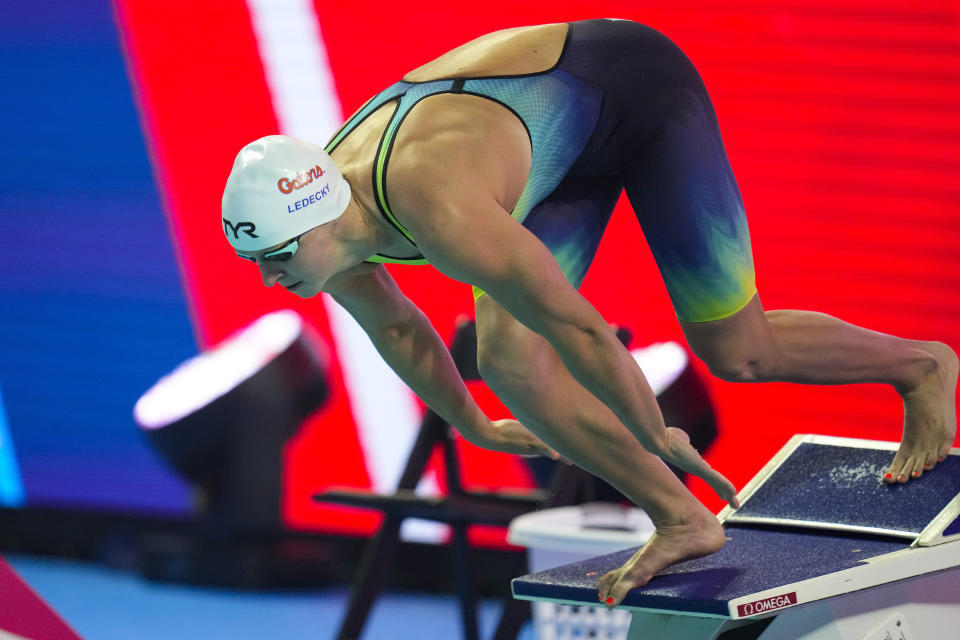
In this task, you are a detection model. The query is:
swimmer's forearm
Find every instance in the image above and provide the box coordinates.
[409,196,670,454]
[366,307,499,447]
[546,318,670,455]
[554,321,738,503]
[479,285,670,453]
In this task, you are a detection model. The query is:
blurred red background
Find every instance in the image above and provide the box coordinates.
[115,0,960,542]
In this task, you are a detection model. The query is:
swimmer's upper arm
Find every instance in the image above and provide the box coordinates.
[384,97,592,335]
[391,173,597,340]
[426,198,593,336]
[323,264,415,334]
[383,118,679,459]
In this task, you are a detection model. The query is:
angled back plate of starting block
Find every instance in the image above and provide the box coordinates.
[512,434,960,628]
[716,434,960,546]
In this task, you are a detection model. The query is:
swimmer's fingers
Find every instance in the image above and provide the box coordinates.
[491,419,570,463]
[701,468,741,510]
[661,427,740,509]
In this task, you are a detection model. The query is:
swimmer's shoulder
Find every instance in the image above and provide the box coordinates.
[386,93,530,222]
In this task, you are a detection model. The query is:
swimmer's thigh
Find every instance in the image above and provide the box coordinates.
[472,173,622,302]
[622,85,757,323]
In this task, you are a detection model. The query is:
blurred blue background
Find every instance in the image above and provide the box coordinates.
[0,0,195,514]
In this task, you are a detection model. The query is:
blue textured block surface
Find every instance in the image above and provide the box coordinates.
[512,526,908,615]
[945,514,960,537]
[731,443,960,534]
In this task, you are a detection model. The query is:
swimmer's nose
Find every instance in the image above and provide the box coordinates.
[259,263,284,287]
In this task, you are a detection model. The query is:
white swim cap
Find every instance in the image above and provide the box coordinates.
[221,135,352,252]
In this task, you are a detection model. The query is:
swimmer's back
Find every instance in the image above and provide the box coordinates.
[403,23,569,83]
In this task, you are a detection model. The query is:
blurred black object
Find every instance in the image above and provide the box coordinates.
[134,310,329,537]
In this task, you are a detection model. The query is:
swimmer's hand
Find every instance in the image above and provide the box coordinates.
[661,427,740,509]
[487,419,570,463]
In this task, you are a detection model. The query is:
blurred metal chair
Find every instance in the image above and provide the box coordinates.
[315,319,636,640]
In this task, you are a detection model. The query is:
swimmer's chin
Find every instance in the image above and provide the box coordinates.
[286,282,322,298]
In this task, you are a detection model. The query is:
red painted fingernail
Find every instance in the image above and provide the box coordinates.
[939,457,946,462]
[898,475,904,481]
[884,473,892,479]
[912,471,919,477]
[925,464,933,469]
[606,597,614,605]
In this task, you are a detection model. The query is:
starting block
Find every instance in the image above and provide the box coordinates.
[512,435,960,639]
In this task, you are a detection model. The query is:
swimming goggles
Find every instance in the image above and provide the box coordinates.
[237,236,300,263]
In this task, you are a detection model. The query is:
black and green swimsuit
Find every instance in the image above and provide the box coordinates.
[326,19,757,322]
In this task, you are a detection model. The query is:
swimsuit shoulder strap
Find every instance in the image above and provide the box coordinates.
[371,79,465,250]
[325,81,426,262]
[325,81,407,154]
[338,78,500,264]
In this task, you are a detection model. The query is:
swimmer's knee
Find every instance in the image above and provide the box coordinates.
[690,337,781,382]
[682,295,776,382]
[476,338,538,392]
[686,333,768,382]
[475,297,548,392]
[700,355,763,383]
[475,319,553,395]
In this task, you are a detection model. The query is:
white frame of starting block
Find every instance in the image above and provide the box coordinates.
[622,563,960,639]
[515,435,960,640]
[717,434,960,546]
[624,435,960,638]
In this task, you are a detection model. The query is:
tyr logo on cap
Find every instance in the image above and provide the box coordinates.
[223,218,259,239]
[277,165,326,194]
